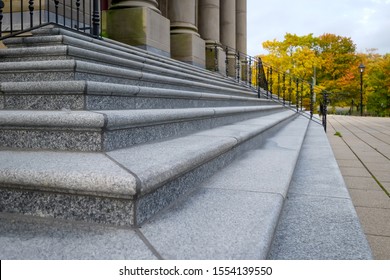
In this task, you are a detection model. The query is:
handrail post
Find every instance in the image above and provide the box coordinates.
[282,73,286,106]
[296,78,299,112]
[236,52,240,82]
[289,76,292,106]
[225,46,229,77]
[322,92,328,132]
[214,44,218,72]
[277,72,280,101]
[269,67,273,100]
[0,0,4,37]
[310,83,314,119]
[28,0,34,28]
[92,0,100,37]
[257,59,261,98]
[300,82,304,111]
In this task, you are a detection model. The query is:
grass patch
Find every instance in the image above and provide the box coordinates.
[334,131,342,137]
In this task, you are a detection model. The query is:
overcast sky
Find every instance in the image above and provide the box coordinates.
[247,0,390,56]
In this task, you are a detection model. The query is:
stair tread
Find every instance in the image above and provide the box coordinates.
[0,110,296,199]
[1,35,250,92]
[124,115,310,259]
[0,59,254,96]
[268,122,373,260]
[0,105,283,128]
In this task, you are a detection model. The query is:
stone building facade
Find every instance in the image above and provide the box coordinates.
[105,0,247,75]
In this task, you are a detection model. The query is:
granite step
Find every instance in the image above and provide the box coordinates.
[0,80,273,111]
[0,105,285,152]
[0,109,298,227]
[268,122,373,260]
[0,59,256,96]
[1,27,251,93]
[113,114,311,259]
[0,43,250,94]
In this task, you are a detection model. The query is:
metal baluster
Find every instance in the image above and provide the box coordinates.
[54,0,59,24]
[300,83,304,111]
[257,60,261,98]
[266,67,270,99]
[71,0,74,29]
[236,52,240,82]
[269,67,273,100]
[83,0,86,32]
[20,0,24,31]
[0,1,3,37]
[63,0,66,26]
[248,57,252,88]
[296,79,299,112]
[225,46,229,77]
[282,73,286,106]
[39,0,42,25]
[214,44,218,72]
[310,83,314,119]
[277,72,280,101]
[76,0,80,30]
[9,0,13,34]
[92,0,100,37]
[289,76,292,106]
[323,92,328,132]
[47,0,50,22]
[29,0,34,28]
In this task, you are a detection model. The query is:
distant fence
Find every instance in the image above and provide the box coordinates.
[0,0,101,39]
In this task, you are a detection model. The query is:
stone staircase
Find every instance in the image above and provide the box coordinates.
[0,25,371,259]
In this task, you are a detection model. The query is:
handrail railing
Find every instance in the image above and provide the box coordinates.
[0,0,101,39]
[208,42,330,130]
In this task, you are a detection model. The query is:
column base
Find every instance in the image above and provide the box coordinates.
[205,44,227,76]
[171,33,206,68]
[240,60,249,82]
[106,7,170,57]
[226,53,238,78]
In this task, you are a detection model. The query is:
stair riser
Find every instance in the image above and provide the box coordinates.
[0,113,297,226]
[0,187,134,226]
[0,108,285,152]
[2,36,246,92]
[0,70,250,96]
[1,94,270,111]
[0,49,253,94]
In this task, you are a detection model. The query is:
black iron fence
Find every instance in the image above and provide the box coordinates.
[0,0,101,39]
[208,42,329,130]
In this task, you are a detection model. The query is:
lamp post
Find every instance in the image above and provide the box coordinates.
[359,63,366,116]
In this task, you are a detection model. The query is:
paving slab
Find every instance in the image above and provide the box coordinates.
[366,235,390,260]
[355,207,390,237]
[343,176,384,191]
[339,167,372,178]
[348,189,390,209]
[328,115,390,260]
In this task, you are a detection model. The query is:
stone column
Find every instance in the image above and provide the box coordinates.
[106,0,171,57]
[168,0,206,68]
[236,0,248,81]
[220,0,237,78]
[198,0,226,74]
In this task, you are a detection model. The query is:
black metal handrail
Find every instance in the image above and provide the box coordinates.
[0,0,100,39]
[208,42,328,129]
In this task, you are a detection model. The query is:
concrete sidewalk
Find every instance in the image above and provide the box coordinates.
[327,115,390,260]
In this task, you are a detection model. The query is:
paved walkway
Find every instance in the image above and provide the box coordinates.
[327,115,390,260]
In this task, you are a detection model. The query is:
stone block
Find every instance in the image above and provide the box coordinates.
[106,7,170,57]
[170,33,206,68]
[205,45,226,75]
